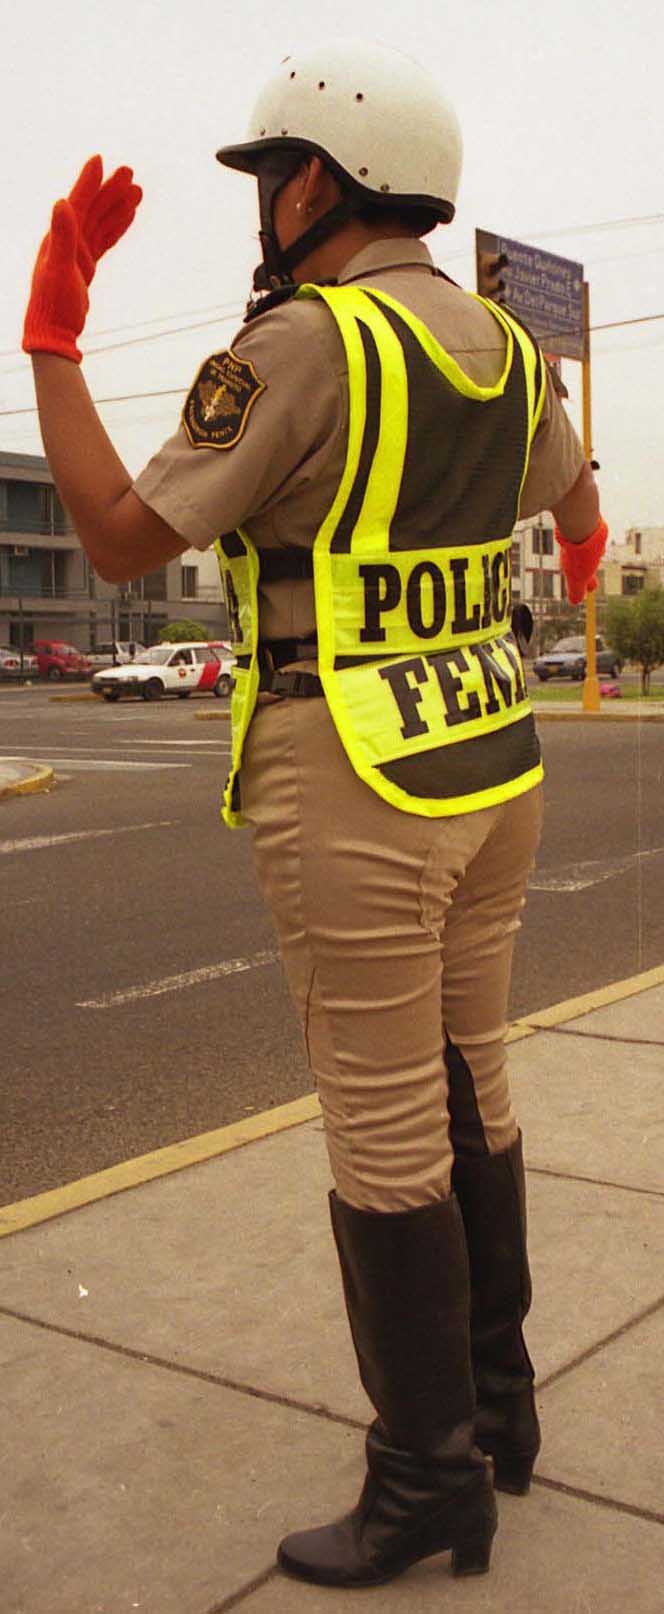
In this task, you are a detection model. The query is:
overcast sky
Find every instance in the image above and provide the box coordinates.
[2,0,663,543]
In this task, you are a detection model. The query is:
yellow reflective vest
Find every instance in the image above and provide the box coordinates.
[215,284,547,828]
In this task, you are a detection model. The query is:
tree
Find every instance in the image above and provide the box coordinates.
[158,619,207,644]
[606,588,664,694]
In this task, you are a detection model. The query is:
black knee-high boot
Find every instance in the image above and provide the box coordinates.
[277,1192,497,1588]
[452,1131,540,1494]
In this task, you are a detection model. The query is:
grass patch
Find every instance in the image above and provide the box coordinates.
[528,681,664,702]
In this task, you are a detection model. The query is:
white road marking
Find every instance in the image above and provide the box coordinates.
[530,847,664,893]
[0,821,177,856]
[77,949,279,1009]
[50,758,190,771]
[1,742,227,752]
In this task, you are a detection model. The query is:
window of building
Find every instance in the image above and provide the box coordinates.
[0,481,7,523]
[622,573,644,595]
[533,571,555,599]
[142,567,167,601]
[181,564,198,599]
[531,526,554,556]
[510,541,521,576]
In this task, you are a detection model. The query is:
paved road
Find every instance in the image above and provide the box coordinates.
[2,687,663,1203]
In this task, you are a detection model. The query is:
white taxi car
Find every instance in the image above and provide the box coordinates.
[91,642,234,702]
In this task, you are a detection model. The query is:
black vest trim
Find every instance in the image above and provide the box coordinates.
[329,322,383,555]
[377,713,540,800]
[361,292,530,551]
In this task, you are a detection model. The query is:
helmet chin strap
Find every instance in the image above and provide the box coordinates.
[252,164,358,293]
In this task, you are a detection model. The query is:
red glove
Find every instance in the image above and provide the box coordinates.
[555,516,608,606]
[23,155,142,362]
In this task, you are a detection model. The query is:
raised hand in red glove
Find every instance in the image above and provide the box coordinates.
[555,516,608,606]
[23,155,143,363]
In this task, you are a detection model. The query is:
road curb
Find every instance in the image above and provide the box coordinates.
[532,707,664,722]
[3,962,664,1239]
[195,708,231,721]
[0,763,55,799]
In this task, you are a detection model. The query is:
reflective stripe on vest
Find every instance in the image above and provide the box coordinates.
[216,286,546,827]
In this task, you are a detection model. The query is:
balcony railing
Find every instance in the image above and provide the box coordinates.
[0,516,73,538]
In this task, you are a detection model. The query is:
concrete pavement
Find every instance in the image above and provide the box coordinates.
[1,969,663,1614]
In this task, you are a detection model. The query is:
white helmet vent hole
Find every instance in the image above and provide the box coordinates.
[359,166,369,177]
[318,81,326,90]
[355,93,364,101]
[380,183,390,192]
[289,71,296,79]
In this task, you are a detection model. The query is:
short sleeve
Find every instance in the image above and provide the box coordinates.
[132,299,345,550]
[518,368,585,519]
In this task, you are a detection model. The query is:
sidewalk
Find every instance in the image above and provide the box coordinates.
[1,973,663,1614]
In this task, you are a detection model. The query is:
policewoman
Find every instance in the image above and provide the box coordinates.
[24,39,607,1591]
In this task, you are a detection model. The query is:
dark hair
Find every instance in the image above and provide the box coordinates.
[352,199,441,238]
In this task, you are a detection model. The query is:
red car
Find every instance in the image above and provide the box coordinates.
[33,639,92,680]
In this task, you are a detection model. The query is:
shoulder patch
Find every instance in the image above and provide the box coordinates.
[182,350,267,451]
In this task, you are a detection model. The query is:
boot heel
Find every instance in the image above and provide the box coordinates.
[492,1454,535,1495]
[452,1528,494,1578]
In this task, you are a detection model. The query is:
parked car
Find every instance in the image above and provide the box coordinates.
[33,640,92,680]
[0,645,40,680]
[91,641,227,701]
[87,640,145,671]
[533,635,622,682]
[208,641,235,697]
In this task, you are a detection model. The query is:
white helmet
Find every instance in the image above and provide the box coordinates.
[217,39,463,224]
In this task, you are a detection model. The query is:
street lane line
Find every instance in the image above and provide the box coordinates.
[530,847,664,893]
[3,961,662,1240]
[76,949,279,1008]
[0,821,177,856]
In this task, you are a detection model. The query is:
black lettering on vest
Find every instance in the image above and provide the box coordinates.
[359,564,402,642]
[499,636,526,703]
[378,657,430,739]
[224,569,243,644]
[481,554,493,629]
[473,642,514,714]
[429,650,482,729]
[450,557,481,636]
[406,562,446,640]
[491,550,509,623]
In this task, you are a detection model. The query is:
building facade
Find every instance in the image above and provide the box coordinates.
[0,451,227,651]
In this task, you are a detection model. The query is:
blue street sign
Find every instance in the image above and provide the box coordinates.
[476,230,585,360]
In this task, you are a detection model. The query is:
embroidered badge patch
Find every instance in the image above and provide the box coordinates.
[182,350,267,450]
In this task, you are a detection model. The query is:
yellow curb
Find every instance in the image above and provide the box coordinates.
[4,961,664,1239]
[0,763,54,798]
[515,963,664,1029]
[505,1023,537,1045]
[0,1093,322,1238]
[195,708,231,721]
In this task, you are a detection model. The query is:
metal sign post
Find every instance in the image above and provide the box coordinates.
[475,231,599,705]
[581,282,600,712]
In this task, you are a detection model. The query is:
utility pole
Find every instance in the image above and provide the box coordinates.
[582,281,600,712]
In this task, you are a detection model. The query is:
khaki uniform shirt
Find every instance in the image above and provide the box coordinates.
[134,239,585,644]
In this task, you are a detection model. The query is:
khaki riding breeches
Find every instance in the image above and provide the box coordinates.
[240,698,543,1213]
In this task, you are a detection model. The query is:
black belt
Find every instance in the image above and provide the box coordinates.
[258,639,323,698]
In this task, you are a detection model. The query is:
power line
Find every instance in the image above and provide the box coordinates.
[3,210,663,366]
[2,311,663,420]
